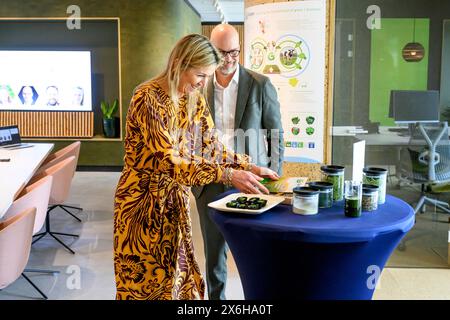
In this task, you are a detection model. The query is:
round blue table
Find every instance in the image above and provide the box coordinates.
[209,190,415,300]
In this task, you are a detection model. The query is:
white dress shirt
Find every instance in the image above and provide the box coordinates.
[213,64,239,151]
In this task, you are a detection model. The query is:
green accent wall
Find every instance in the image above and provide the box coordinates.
[0,0,201,167]
[369,18,429,126]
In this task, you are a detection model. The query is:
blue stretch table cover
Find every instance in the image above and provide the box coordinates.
[211,190,415,243]
[209,189,415,300]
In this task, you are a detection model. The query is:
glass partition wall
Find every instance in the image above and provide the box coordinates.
[332,0,450,268]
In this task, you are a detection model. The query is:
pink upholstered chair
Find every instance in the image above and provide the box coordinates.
[5,176,53,235]
[4,176,59,276]
[39,141,81,171]
[0,207,48,299]
[29,156,79,254]
[36,141,82,222]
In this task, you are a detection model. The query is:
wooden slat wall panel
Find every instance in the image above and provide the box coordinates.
[0,111,94,138]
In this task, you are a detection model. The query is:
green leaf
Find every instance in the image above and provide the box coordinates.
[101,99,119,119]
[109,99,119,118]
[100,101,108,118]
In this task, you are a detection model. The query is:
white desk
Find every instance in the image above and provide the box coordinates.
[355,127,410,146]
[0,143,54,219]
[355,125,450,146]
[355,132,410,146]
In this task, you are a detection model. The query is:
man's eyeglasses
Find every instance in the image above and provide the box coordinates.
[219,49,240,58]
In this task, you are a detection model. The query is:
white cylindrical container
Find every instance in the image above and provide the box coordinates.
[292,187,319,215]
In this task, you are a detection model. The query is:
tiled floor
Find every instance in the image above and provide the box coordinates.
[1,172,449,300]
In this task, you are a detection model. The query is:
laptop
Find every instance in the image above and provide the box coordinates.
[0,125,31,149]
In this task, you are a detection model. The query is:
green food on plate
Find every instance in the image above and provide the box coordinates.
[225,196,267,210]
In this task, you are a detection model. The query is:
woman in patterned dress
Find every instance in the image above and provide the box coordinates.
[114,34,279,300]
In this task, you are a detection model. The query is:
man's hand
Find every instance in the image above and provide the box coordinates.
[250,165,280,180]
[230,170,270,194]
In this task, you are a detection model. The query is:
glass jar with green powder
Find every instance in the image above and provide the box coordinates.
[308,181,333,208]
[362,167,388,204]
[320,165,345,201]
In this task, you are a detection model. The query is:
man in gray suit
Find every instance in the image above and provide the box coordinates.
[191,24,284,300]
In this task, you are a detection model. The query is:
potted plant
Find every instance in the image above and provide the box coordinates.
[101,99,119,138]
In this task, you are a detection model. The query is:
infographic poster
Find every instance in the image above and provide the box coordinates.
[244,0,326,163]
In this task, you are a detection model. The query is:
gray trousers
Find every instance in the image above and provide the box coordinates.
[194,183,228,300]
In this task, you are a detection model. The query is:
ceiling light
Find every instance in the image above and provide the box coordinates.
[402,18,425,62]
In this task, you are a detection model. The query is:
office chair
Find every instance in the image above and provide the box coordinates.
[4,176,60,277]
[36,141,82,222]
[398,121,450,215]
[30,156,79,254]
[0,207,48,299]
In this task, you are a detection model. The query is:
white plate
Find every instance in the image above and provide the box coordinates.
[208,193,285,215]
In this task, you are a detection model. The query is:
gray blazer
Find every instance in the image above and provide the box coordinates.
[192,65,284,198]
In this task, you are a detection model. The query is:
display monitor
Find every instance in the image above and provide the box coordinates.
[389,90,440,124]
[0,50,92,111]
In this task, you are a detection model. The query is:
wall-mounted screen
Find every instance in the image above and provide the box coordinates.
[0,50,92,111]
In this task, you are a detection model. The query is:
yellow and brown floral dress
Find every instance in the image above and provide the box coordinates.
[113,80,248,300]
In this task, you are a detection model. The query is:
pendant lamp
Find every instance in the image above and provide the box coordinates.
[402,18,425,62]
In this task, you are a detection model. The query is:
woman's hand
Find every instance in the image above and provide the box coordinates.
[250,165,280,181]
[230,169,270,195]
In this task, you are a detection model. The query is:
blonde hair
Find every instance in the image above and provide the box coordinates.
[153,33,222,107]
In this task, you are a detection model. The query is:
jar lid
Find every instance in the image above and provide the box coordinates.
[362,184,379,193]
[293,187,319,197]
[308,181,334,190]
[363,167,388,176]
[320,165,345,174]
